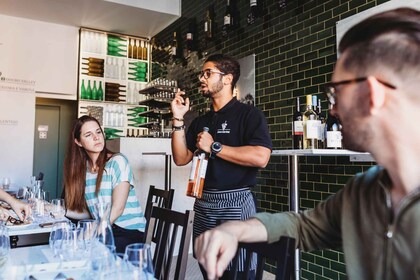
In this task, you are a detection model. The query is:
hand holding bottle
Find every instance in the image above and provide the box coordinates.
[171,89,190,120]
[196,129,214,154]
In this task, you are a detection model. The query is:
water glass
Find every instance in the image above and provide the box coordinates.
[77,219,97,255]
[1,178,10,190]
[49,221,73,258]
[124,243,154,278]
[50,199,66,219]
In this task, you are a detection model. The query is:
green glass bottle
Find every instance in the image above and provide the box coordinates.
[86,80,92,100]
[129,61,147,68]
[81,79,87,99]
[128,116,147,124]
[97,81,104,101]
[128,67,147,73]
[92,81,98,100]
[127,107,147,113]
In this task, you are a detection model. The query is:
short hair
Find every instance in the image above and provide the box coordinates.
[339,8,420,86]
[205,54,240,89]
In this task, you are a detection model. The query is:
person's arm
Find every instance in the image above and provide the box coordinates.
[171,90,194,166]
[195,218,268,279]
[0,188,31,221]
[110,181,130,224]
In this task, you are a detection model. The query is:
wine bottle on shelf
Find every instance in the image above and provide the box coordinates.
[129,61,147,68]
[107,39,127,49]
[81,79,87,99]
[108,45,127,54]
[128,72,146,79]
[128,66,147,73]
[222,0,232,37]
[128,107,147,113]
[97,81,104,101]
[81,62,104,69]
[317,99,326,149]
[86,80,92,100]
[303,95,320,149]
[82,67,104,74]
[82,57,104,64]
[92,80,98,100]
[184,19,195,58]
[128,38,133,58]
[292,97,303,149]
[128,77,147,82]
[127,116,147,124]
[325,104,342,149]
[204,6,213,40]
[142,41,148,60]
[136,40,142,60]
[132,39,138,59]
[186,127,210,199]
[247,0,259,25]
[106,82,126,89]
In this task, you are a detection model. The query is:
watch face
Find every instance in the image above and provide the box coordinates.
[212,142,222,152]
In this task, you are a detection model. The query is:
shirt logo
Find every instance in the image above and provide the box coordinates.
[217,121,230,134]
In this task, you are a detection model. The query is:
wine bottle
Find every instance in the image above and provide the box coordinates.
[325,104,342,149]
[82,57,104,64]
[303,95,319,149]
[105,82,126,89]
[128,107,147,113]
[82,62,104,70]
[171,32,179,58]
[204,6,213,40]
[247,0,259,25]
[129,61,147,68]
[128,77,147,82]
[142,41,148,60]
[108,34,125,42]
[127,116,147,124]
[81,67,104,74]
[92,80,98,100]
[97,81,104,101]
[81,79,87,99]
[317,99,326,149]
[292,97,303,149]
[128,72,146,79]
[133,39,138,59]
[128,38,133,58]
[222,0,232,37]
[86,80,92,100]
[186,127,209,198]
[184,19,195,58]
[128,66,147,73]
[104,127,123,136]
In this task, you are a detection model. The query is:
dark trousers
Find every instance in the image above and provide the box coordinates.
[112,224,144,254]
[199,264,256,280]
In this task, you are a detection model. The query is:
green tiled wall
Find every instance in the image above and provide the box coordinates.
[153,0,389,278]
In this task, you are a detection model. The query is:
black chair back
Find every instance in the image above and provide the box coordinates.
[144,185,175,221]
[145,206,195,280]
[230,236,295,280]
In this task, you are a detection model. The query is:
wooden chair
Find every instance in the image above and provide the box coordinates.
[144,185,175,221]
[229,236,295,280]
[145,206,195,280]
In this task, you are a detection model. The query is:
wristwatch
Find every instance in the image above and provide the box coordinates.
[210,141,222,159]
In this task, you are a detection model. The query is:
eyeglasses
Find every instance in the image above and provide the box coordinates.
[198,69,225,80]
[324,77,396,105]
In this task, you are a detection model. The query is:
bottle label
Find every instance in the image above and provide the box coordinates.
[171,46,177,56]
[224,15,231,25]
[250,0,257,6]
[189,156,199,180]
[305,120,320,139]
[326,131,342,148]
[204,22,208,32]
[187,33,193,40]
[199,158,208,179]
[318,123,326,141]
[293,120,303,135]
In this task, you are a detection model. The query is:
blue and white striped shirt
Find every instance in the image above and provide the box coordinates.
[85,153,146,231]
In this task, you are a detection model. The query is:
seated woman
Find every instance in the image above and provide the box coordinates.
[0,188,31,222]
[63,115,146,253]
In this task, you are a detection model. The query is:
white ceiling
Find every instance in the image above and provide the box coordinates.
[0,0,181,38]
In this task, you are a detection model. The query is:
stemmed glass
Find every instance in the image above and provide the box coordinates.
[49,221,73,258]
[0,225,10,273]
[77,219,97,257]
[50,199,66,219]
[124,243,154,279]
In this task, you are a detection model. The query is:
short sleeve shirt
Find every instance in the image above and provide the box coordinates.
[85,153,146,231]
[186,97,272,190]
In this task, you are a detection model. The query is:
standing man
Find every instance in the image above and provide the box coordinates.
[171,54,272,279]
[195,8,420,280]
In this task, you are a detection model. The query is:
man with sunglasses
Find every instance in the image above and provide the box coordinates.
[194,8,420,280]
[171,54,272,279]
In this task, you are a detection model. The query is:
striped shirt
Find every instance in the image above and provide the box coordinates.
[85,153,146,231]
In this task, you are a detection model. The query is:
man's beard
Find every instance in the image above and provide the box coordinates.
[201,79,224,98]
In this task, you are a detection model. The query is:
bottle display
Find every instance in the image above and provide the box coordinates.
[186,127,210,199]
[184,19,196,58]
[292,97,303,149]
[317,99,326,149]
[171,32,179,58]
[204,6,213,40]
[78,28,150,139]
[303,95,320,149]
[222,0,232,37]
[325,104,342,149]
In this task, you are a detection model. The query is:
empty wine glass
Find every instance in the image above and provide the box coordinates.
[49,220,73,258]
[77,219,97,256]
[1,178,10,191]
[124,243,154,279]
[50,199,66,219]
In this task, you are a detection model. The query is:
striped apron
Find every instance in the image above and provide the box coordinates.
[193,187,257,271]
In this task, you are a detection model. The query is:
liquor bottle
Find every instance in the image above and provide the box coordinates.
[128,38,133,58]
[82,62,103,70]
[129,66,147,73]
[186,127,210,198]
[82,67,104,74]
[107,39,127,49]
[325,104,342,149]
[222,0,232,37]
[292,97,303,149]
[132,39,138,59]
[128,72,146,79]
[303,95,319,149]
[204,6,213,40]
[106,82,126,88]
[141,41,148,60]
[129,61,147,68]
[317,99,326,149]
[171,32,178,58]
[247,0,259,25]
[86,80,92,100]
[127,116,147,124]
[184,19,195,58]
[128,107,147,113]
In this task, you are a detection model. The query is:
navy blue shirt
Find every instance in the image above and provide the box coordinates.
[186,97,272,190]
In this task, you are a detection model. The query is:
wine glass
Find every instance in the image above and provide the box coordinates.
[124,243,154,278]
[77,219,97,256]
[50,199,66,219]
[49,221,73,258]
[1,178,10,191]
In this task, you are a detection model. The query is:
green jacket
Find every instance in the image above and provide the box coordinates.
[255,166,420,279]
